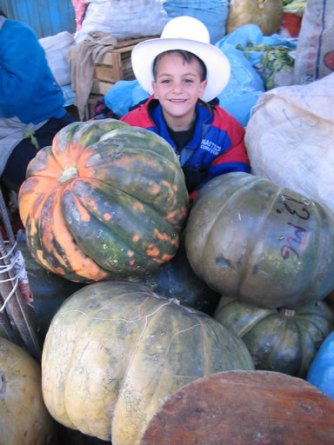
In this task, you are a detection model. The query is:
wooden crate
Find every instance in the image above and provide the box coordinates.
[91,36,153,96]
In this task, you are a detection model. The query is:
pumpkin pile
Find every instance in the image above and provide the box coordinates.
[9,119,334,443]
[185,172,334,378]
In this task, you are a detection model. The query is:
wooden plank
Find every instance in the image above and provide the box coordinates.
[91,79,114,96]
[114,36,157,49]
[98,35,157,64]
[119,53,133,79]
[99,51,122,66]
[94,65,119,82]
[141,370,334,445]
[95,54,134,82]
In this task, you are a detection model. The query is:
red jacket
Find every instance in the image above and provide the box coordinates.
[121,97,250,194]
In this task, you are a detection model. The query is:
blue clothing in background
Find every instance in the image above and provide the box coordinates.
[0,15,74,191]
[0,18,66,124]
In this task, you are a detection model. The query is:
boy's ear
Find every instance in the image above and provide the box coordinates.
[199,79,208,98]
[152,81,159,99]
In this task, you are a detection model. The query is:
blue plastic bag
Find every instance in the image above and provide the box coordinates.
[216,41,265,127]
[307,331,334,400]
[103,80,149,117]
[162,0,229,44]
[218,24,297,90]
[220,23,297,65]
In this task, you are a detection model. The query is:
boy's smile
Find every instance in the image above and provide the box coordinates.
[152,53,207,131]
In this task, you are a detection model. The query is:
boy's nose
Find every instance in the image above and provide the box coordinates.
[172,81,183,93]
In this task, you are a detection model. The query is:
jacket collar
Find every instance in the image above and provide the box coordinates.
[148,98,213,150]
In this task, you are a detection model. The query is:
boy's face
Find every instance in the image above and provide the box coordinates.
[152,52,207,129]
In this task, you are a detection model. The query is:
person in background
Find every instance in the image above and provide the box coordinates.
[121,16,250,199]
[0,10,75,192]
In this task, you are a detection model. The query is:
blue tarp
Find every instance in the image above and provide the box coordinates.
[1,0,75,38]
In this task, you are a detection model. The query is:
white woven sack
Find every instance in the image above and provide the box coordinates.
[39,31,75,86]
[76,0,168,41]
[245,73,334,215]
[293,0,334,85]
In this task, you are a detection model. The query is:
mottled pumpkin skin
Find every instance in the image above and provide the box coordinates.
[227,0,283,36]
[19,119,188,282]
[41,281,254,444]
[185,172,334,309]
[18,240,84,341]
[0,338,55,445]
[129,239,221,315]
[215,296,334,378]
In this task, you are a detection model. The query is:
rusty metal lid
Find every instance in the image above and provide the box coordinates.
[141,370,334,445]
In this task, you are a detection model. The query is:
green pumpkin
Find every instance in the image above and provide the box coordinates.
[41,281,254,444]
[18,240,83,341]
[19,119,189,283]
[129,239,221,315]
[215,296,334,378]
[185,172,334,309]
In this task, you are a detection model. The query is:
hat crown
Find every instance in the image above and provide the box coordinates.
[131,15,230,102]
[161,16,210,44]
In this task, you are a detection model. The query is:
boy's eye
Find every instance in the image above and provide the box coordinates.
[184,78,194,84]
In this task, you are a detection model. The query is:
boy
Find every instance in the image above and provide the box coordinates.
[121,16,250,198]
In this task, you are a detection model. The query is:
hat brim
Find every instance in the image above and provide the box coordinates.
[131,38,231,102]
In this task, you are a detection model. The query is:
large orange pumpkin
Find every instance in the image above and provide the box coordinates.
[19,119,188,283]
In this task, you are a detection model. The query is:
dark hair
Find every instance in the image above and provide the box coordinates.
[0,9,6,17]
[153,49,207,81]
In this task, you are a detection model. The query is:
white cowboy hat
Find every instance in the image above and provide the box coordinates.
[131,16,231,102]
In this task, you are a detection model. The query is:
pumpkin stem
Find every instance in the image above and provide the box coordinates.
[58,167,78,184]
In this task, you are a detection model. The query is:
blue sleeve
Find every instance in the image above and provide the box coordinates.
[0,21,47,109]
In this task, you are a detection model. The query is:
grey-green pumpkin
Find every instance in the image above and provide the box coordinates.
[185,172,334,309]
[41,280,254,444]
